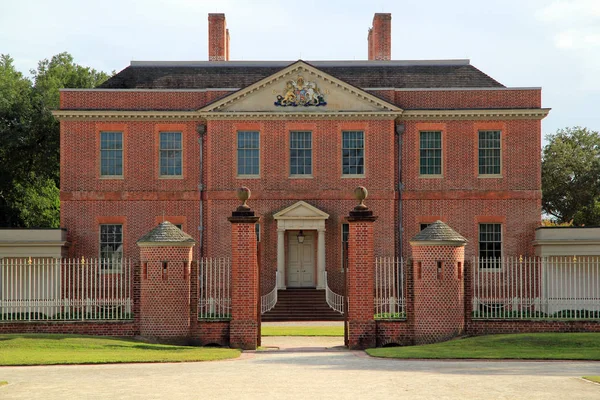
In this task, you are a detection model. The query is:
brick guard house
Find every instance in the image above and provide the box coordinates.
[4,12,598,348]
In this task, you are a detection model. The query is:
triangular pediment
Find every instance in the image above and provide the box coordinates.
[273,201,330,220]
[198,61,402,116]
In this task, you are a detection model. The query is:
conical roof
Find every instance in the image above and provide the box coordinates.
[410,220,467,244]
[137,221,196,244]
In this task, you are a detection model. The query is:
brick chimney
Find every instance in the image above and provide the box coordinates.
[208,13,230,61]
[367,13,391,61]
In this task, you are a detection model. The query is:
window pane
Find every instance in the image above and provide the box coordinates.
[100,224,123,270]
[478,130,501,175]
[342,223,349,243]
[237,131,259,176]
[159,132,182,176]
[290,131,312,175]
[100,132,123,176]
[479,223,502,268]
[342,131,364,175]
[419,131,441,175]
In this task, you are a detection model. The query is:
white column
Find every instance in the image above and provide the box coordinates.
[317,227,326,289]
[277,227,286,289]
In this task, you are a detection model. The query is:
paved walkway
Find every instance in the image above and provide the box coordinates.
[2,337,599,400]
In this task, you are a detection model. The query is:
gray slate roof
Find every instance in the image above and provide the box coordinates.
[137,221,196,244]
[411,220,467,243]
[98,60,504,90]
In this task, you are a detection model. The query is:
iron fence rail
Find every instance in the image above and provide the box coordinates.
[198,257,231,320]
[325,271,344,314]
[374,257,406,319]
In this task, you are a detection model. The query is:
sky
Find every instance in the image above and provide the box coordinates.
[1,0,599,139]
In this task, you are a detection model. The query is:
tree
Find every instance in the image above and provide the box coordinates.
[0,53,111,227]
[542,127,600,226]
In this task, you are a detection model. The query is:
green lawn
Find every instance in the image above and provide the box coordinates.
[0,334,240,366]
[367,333,600,360]
[583,376,600,384]
[261,326,343,336]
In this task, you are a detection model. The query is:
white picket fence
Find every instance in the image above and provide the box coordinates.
[198,257,231,320]
[472,256,600,320]
[374,257,406,319]
[0,258,133,321]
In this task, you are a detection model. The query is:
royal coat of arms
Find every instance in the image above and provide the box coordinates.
[274,76,327,107]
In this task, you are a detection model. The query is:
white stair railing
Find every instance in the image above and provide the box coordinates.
[325,271,344,314]
[261,271,278,314]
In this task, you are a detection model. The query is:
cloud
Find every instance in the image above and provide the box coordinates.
[536,0,600,90]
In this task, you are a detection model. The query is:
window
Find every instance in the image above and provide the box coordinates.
[419,131,442,175]
[479,223,502,268]
[342,131,364,175]
[290,131,312,176]
[237,131,259,176]
[420,223,431,231]
[159,132,182,177]
[100,132,123,177]
[255,223,261,242]
[341,223,349,271]
[100,224,123,270]
[174,224,183,231]
[479,130,501,175]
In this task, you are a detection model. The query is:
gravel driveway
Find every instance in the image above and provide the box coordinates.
[1,338,599,400]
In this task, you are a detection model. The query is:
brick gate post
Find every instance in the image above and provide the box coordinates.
[409,220,467,344]
[137,221,196,341]
[346,186,378,350]
[228,187,260,350]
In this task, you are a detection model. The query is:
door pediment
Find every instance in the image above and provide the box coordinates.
[198,61,402,117]
[274,201,330,220]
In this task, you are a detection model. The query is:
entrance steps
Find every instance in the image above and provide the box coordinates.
[261,288,344,321]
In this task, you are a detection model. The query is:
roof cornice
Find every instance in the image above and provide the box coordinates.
[400,108,551,121]
[200,111,402,120]
[52,108,551,121]
[52,110,200,121]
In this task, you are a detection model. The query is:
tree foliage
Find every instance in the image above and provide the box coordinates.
[0,52,110,227]
[542,127,600,226]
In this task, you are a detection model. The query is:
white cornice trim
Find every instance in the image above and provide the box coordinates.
[52,110,200,121]
[200,111,402,120]
[52,108,550,121]
[400,108,551,120]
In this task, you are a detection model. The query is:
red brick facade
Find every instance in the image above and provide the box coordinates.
[35,12,579,347]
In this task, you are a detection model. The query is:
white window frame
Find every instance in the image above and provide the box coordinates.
[100,131,123,178]
[159,131,183,178]
[236,131,260,178]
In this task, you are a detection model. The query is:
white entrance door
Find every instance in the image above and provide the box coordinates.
[287,231,315,287]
